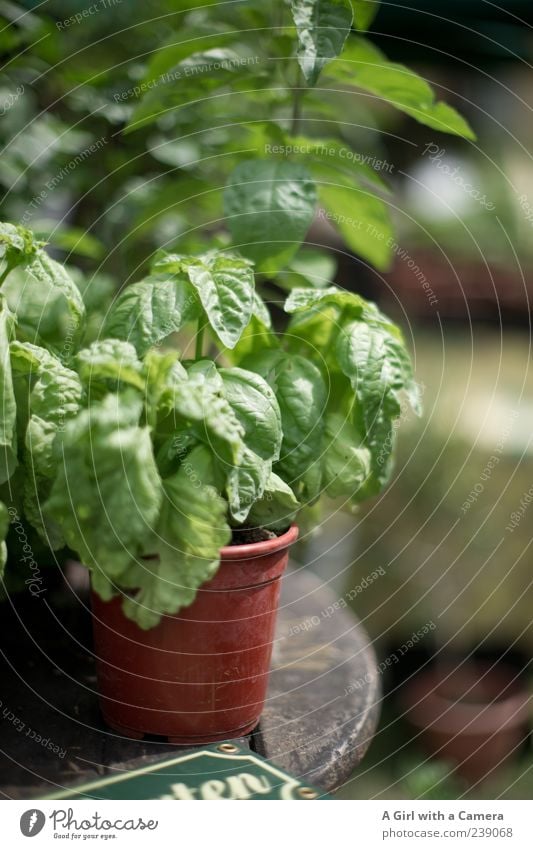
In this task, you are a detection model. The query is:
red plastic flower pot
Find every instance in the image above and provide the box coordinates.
[91,525,298,744]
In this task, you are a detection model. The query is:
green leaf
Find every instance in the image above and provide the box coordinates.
[278,247,337,291]
[290,0,354,86]
[350,0,379,31]
[288,134,391,193]
[285,284,365,315]
[322,412,370,498]
[311,162,394,269]
[229,313,279,365]
[123,445,230,629]
[327,38,476,140]
[219,367,282,461]
[336,320,392,412]
[76,339,145,395]
[226,446,271,523]
[11,341,83,479]
[247,351,328,502]
[128,48,254,132]
[0,222,44,274]
[0,296,17,485]
[247,472,299,532]
[181,253,255,349]
[44,391,163,596]
[335,319,410,491]
[2,251,86,358]
[102,275,199,356]
[175,360,244,468]
[224,160,317,275]
[142,348,188,421]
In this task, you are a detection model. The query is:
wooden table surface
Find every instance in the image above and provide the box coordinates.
[0,565,381,798]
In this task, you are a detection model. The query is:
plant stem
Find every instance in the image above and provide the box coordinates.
[195,323,205,359]
[291,69,303,135]
[0,264,12,287]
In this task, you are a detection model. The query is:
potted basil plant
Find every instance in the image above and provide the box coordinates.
[0,221,420,741]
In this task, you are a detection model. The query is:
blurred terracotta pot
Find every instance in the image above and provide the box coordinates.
[91,525,298,744]
[402,661,531,781]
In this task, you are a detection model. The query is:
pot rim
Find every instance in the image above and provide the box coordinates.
[402,663,531,734]
[219,523,299,560]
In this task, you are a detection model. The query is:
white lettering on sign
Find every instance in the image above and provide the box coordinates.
[164,773,273,800]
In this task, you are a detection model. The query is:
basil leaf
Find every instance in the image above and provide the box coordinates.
[327,37,475,139]
[0,222,43,274]
[0,297,17,484]
[285,285,365,315]
[288,134,391,193]
[219,367,282,461]
[143,348,188,421]
[226,446,271,523]
[102,275,199,356]
[224,160,317,275]
[350,0,379,31]
[249,351,328,502]
[335,319,411,492]
[77,339,145,395]
[311,161,394,269]
[128,49,252,132]
[11,341,83,479]
[123,445,230,630]
[44,391,163,596]
[2,252,86,359]
[229,311,279,365]
[175,361,244,468]
[247,472,299,532]
[290,0,354,86]
[184,253,255,349]
[322,412,370,498]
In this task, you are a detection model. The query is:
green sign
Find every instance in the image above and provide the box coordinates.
[44,743,328,800]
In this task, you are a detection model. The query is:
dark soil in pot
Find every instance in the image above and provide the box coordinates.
[91,524,298,744]
[401,660,531,782]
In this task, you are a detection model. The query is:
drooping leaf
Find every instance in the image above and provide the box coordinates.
[322,412,370,498]
[123,445,230,629]
[247,472,299,532]
[247,351,328,502]
[11,341,83,479]
[224,160,317,275]
[102,275,199,356]
[290,0,354,86]
[0,296,17,485]
[327,37,476,139]
[44,391,163,598]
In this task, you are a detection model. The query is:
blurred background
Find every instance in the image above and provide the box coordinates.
[2,0,533,798]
